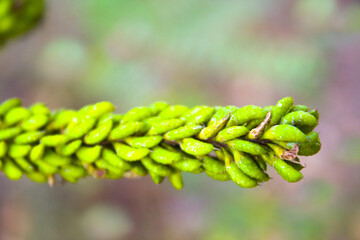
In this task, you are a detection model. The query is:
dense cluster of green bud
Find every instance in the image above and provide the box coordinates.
[0,0,44,45]
[0,97,321,189]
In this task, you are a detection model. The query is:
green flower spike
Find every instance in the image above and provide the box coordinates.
[0,97,321,190]
[0,0,44,45]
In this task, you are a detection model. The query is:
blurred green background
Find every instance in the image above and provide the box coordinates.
[1,0,360,239]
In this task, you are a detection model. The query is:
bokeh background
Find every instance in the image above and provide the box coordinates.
[1,0,360,239]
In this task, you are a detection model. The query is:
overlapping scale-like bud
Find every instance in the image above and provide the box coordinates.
[0,0,44,45]
[0,97,321,189]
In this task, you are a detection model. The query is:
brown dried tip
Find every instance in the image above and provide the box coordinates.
[281,144,299,160]
[123,171,142,179]
[47,175,55,187]
[83,163,106,179]
[93,170,106,179]
[249,111,271,139]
